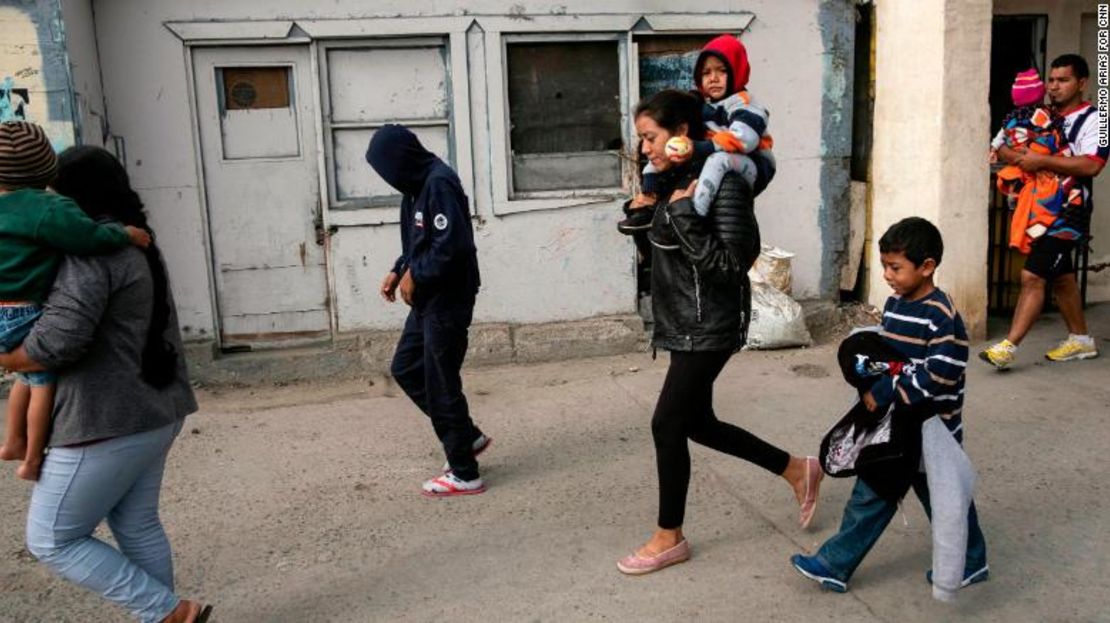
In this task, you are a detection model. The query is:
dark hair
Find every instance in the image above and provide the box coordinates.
[878,217,944,267]
[53,146,178,388]
[634,90,706,141]
[1050,54,1089,80]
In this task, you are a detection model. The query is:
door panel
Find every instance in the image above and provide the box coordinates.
[192,46,330,348]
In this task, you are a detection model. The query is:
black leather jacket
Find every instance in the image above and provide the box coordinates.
[646,173,760,352]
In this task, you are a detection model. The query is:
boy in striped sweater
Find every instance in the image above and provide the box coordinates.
[791,217,989,595]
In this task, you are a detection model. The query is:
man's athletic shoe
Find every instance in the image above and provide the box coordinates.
[421,472,486,498]
[1045,336,1098,362]
[978,340,1016,369]
[790,554,848,593]
[442,434,493,473]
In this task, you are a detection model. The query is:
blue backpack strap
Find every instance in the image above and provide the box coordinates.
[1066,107,1100,194]
[1066,106,1098,146]
[1061,107,1099,240]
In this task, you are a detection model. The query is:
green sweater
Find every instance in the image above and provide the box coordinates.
[0,189,132,303]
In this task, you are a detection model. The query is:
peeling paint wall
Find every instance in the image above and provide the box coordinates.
[817,0,855,300]
[0,0,76,149]
[83,0,852,340]
[58,0,106,147]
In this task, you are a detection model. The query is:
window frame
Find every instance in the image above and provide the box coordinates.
[499,33,630,204]
[481,17,638,216]
[317,37,456,216]
[214,64,302,161]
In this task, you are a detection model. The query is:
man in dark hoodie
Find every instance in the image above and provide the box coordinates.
[365,125,488,497]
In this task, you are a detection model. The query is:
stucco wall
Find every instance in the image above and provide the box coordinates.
[869,0,992,337]
[85,0,852,340]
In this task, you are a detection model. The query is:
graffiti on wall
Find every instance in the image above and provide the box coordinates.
[0,4,75,149]
[0,77,31,122]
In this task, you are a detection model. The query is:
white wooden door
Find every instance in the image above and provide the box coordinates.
[192,46,330,349]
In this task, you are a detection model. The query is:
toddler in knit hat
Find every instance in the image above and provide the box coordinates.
[0,121,150,480]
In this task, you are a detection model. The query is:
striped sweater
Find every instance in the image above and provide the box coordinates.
[870,288,968,435]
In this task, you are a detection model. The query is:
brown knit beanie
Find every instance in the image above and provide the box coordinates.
[0,121,59,189]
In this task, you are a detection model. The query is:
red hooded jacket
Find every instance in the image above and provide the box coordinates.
[694,34,751,99]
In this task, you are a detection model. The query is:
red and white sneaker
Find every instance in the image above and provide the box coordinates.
[442,434,493,473]
[421,472,487,498]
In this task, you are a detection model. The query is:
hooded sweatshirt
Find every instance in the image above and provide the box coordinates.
[690,35,776,193]
[694,34,751,97]
[365,125,479,310]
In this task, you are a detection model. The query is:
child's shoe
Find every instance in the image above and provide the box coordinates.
[978,339,1016,369]
[617,207,653,235]
[1045,335,1098,362]
[421,472,486,497]
[442,434,493,473]
[790,554,848,593]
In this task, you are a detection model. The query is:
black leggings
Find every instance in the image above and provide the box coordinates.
[653,350,791,529]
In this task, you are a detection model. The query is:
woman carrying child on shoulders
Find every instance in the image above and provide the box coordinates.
[615,88,821,576]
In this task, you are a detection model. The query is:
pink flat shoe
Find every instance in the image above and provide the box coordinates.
[799,456,823,529]
[617,539,691,575]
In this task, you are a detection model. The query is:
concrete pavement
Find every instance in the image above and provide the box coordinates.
[1,305,1108,622]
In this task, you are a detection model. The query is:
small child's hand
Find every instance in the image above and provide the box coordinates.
[862,391,878,412]
[126,226,152,249]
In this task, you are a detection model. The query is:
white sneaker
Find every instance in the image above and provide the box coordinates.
[442,434,493,473]
[421,472,486,497]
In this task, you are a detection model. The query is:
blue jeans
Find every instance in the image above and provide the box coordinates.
[0,304,55,387]
[26,420,184,622]
[816,476,988,582]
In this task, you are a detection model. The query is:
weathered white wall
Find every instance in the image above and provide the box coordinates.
[59,0,105,147]
[87,0,847,338]
[870,0,992,337]
[994,0,1110,303]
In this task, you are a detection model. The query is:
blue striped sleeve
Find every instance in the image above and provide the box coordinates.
[872,308,967,407]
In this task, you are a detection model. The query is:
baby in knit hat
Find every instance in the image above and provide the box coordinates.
[989,69,1083,254]
[0,121,150,480]
[991,68,1056,157]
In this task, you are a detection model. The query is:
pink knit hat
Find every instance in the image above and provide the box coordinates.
[1011,68,1045,107]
